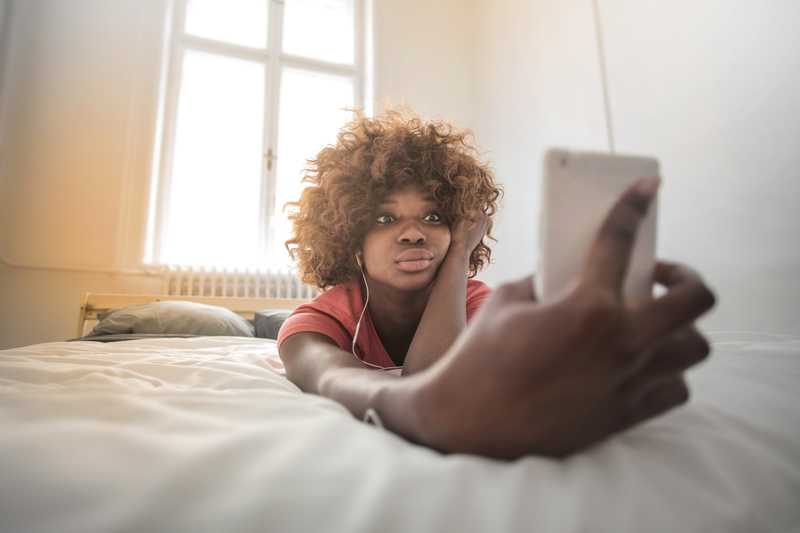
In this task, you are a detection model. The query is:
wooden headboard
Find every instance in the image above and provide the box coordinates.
[77,293,309,337]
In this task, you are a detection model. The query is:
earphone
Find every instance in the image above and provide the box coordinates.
[351,252,404,374]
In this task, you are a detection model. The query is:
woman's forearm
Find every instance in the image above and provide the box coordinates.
[402,244,469,375]
[318,365,401,420]
[318,365,427,443]
[282,334,427,441]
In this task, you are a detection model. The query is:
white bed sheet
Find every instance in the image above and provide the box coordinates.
[1,332,798,533]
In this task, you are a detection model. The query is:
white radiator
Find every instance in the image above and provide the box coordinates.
[160,266,318,299]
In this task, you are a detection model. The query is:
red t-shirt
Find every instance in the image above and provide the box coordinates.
[277,278,492,369]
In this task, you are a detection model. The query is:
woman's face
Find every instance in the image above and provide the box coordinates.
[360,185,451,292]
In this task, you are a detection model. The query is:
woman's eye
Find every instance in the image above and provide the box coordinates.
[376,214,395,224]
[424,213,442,223]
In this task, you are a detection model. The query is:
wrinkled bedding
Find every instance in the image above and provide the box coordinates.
[1,332,798,533]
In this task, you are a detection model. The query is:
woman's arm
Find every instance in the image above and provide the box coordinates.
[402,215,488,375]
[280,331,424,437]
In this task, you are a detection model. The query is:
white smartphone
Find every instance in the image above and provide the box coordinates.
[535,148,660,304]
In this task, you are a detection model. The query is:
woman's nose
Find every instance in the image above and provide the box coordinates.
[397,222,426,245]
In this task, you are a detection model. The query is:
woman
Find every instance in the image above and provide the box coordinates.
[278,110,716,461]
[278,109,500,377]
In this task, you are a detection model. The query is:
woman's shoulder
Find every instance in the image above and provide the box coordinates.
[467,278,492,296]
[290,279,362,327]
[277,279,362,350]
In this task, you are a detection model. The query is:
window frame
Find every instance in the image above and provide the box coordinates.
[148,0,369,268]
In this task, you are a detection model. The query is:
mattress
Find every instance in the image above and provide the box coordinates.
[1,332,798,532]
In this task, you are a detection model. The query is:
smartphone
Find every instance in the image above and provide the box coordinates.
[535,148,660,305]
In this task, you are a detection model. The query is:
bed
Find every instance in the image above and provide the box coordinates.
[0,294,798,532]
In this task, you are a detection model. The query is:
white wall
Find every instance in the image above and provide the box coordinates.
[472,0,609,287]
[0,263,161,347]
[372,0,476,128]
[1,0,166,271]
[0,0,169,348]
[473,0,800,334]
[0,0,11,260]
[600,0,800,333]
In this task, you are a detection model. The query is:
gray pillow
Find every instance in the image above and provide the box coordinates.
[254,309,293,340]
[89,301,255,337]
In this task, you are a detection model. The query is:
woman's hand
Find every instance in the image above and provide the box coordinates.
[378,177,716,460]
[449,213,489,255]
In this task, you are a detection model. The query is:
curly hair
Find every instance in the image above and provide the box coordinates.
[284,108,503,289]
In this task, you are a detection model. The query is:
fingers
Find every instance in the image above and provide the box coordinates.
[469,212,488,226]
[617,376,690,434]
[453,213,490,251]
[617,326,710,396]
[581,176,660,296]
[628,262,716,352]
[457,212,488,229]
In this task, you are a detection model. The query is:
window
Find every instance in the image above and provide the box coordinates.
[146,0,370,270]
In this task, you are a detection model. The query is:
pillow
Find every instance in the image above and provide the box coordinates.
[89,301,255,337]
[71,333,201,343]
[254,309,293,339]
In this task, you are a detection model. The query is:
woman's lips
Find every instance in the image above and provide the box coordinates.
[396,258,433,272]
[395,249,434,273]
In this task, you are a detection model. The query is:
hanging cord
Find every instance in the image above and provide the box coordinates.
[592,0,616,154]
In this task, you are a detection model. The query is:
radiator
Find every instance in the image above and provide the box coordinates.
[160,266,318,299]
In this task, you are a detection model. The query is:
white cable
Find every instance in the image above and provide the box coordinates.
[353,261,402,430]
[351,266,404,373]
[362,407,385,428]
[592,0,616,154]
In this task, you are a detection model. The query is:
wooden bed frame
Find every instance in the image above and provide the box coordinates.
[77,293,309,337]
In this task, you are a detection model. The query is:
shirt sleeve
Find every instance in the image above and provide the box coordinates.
[276,309,352,352]
[466,280,492,323]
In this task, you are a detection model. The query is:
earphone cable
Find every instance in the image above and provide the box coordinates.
[351,266,404,373]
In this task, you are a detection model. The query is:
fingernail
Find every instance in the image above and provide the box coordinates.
[636,176,661,197]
